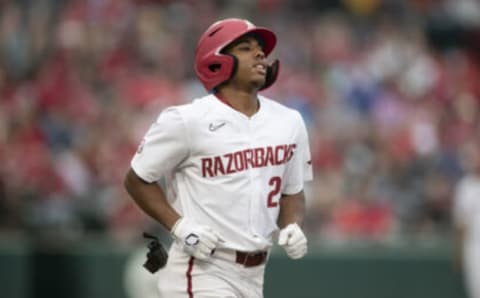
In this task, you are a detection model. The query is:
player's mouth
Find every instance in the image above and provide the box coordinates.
[253,62,267,75]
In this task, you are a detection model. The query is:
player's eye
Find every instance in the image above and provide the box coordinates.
[238,45,251,51]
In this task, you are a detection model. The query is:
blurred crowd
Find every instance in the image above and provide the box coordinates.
[1,0,480,244]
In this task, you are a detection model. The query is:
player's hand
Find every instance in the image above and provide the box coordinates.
[171,217,224,260]
[278,223,307,259]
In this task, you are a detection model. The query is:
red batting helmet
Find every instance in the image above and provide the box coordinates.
[194,18,279,92]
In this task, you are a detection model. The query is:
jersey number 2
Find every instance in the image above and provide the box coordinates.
[267,176,282,208]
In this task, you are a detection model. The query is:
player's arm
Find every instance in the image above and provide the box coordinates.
[277,190,307,260]
[277,191,306,229]
[277,112,312,259]
[124,168,180,230]
[126,108,223,260]
[125,167,222,260]
[125,108,187,231]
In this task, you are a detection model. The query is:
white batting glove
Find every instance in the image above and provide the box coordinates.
[278,223,307,259]
[171,217,223,261]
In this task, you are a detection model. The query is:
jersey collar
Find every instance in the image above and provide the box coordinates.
[213,93,261,118]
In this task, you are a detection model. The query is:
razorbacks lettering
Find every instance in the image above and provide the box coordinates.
[201,144,296,177]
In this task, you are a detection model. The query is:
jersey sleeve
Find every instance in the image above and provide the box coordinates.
[281,112,313,195]
[130,107,189,183]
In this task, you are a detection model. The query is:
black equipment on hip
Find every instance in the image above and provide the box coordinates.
[142,232,168,273]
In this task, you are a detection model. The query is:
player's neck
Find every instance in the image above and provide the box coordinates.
[215,89,259,117]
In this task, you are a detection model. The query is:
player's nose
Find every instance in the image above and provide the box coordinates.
[254,45,265,59]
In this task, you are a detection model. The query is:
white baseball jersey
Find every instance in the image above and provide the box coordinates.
[454,176,480,245]
[453,175,480,298]
[131,94,313,251]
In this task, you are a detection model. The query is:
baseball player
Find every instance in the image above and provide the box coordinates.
[124,18,313,297]
[453,141,480,298]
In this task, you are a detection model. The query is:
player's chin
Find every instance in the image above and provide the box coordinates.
[250,76,266,89]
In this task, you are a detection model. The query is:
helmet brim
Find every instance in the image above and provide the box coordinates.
[236,27,277,56]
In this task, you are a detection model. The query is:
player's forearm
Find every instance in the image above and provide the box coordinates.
[124,168,180,231]
[277,191,306,229]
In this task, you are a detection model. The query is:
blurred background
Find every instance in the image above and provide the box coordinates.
[1,0,479,297]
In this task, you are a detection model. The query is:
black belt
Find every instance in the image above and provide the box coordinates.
[235,251,268,267]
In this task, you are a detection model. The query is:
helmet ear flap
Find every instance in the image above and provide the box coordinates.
[196,54,237,91]
[210,54,238,92]
[221,54,238,86]
[260,59,279,91]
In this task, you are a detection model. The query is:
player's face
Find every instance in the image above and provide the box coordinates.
[224,36,267,90]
